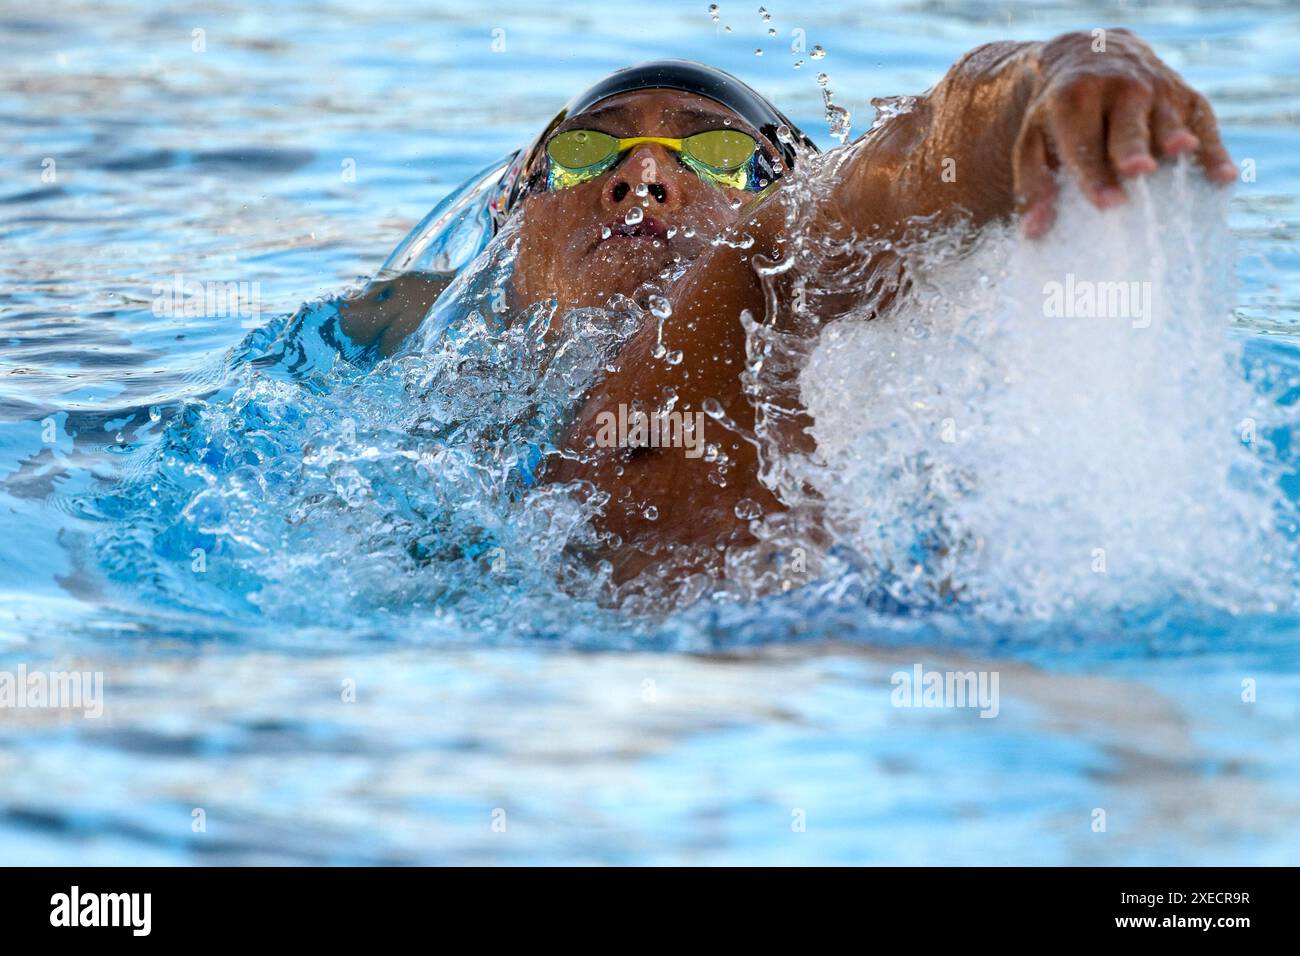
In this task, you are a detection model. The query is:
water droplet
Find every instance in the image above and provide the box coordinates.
[683,226,695,238]
[708,3,719,17]
[825,101,852,144]
[759,6,771,20]
[793,59,803,69]
[643,505,659,521]
[148,405,161,422]
[810,44,825,59]
[755,48,763,56]
[624,207,644,225]
[767,28,776,37]
[601,225,612,239]
[665,350,683,365]
[702,398,726,419]
[820,78,852,144]
[666,226,678,238]
[634,182,649,197]
[649,295,672,319]
[734,498,763,520]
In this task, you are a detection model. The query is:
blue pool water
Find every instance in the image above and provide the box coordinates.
[1,0,1299,864]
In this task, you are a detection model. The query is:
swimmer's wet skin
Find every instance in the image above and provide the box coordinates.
[342,30,1236,585]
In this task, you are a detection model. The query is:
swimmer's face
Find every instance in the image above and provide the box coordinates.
[511,89,770,312]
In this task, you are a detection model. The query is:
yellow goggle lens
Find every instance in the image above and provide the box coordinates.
[546,129,620,170]
[682,129,757,171]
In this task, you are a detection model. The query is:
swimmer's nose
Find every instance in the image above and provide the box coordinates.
[605,145,683,210]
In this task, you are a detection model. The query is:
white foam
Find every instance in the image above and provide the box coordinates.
[783,162,1294,617]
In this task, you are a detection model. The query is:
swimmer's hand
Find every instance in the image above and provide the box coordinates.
[1015,28,1237,238]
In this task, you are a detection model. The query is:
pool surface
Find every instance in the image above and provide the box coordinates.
[1,0,1299,864]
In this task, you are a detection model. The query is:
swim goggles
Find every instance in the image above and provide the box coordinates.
[545,128,774,192]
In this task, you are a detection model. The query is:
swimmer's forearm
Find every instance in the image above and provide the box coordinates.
[904,41,1042,224]
[842,40,1042,232]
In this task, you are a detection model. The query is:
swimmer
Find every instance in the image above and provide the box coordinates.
[342,31,1236,584]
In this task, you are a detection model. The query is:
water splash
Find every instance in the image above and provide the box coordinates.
[83,223,650,638]
[744,157,1299,618]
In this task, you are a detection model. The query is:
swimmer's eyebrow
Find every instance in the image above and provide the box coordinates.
[557,102,633,131]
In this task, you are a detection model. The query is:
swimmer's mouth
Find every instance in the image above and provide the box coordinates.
[598,215,671,245]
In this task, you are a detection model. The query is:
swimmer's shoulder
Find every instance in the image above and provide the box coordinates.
[339,271,455,356]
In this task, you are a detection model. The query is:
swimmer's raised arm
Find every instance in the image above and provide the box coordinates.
[840,29,1236,239]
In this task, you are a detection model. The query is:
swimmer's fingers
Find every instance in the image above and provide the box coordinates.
[1013,116,1057,239]
[1106,83,1157,178]
[1150,88,1236,184]
[1186,90,1238,183]
[1151,99,1198,159]
[1046,77,1123,210]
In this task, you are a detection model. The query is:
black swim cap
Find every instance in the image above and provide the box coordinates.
[504,59,817,210]
[561,59,817,166]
